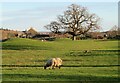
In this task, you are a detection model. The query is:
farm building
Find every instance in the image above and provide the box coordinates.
[17,31,27,38]
[18,27,38,38]
[33,32,55,41]
[26,27,38,38]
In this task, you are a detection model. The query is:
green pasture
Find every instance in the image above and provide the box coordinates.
[1,38,119,82]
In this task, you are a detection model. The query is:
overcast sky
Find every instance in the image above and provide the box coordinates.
[0,1,118,32]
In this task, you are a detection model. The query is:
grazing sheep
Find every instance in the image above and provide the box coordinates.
[55,58,62,69]
[44,58,62,69]
[84,50,91,53]
[44,58,56,69]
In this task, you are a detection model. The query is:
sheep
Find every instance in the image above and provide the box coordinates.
[44,58,56,69]
[55,58,62,69]
[84,50,91,53]
[44,58,62,69]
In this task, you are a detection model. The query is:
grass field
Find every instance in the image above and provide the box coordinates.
[1,38,119,82]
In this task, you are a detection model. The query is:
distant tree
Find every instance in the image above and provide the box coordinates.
[58,4,100,40]
[110,25,118,31]
[44,21,62,34]
[107,25,119,39]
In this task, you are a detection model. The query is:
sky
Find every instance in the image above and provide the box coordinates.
[0,0,119,32]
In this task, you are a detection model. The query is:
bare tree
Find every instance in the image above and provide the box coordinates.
[44,21,62,34]
[107,25,119,39]
[110,25,118,31]
[58,4,100,40]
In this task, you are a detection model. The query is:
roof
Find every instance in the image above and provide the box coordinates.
[27,27,38,35]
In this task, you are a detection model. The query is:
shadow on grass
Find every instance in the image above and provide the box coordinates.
[65,50,119,56]
[2,74,119,82]
[2,64,120,67]
[92,50,119,52]
[2,44,50,50]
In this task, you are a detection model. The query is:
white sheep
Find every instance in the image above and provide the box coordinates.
[55,58,62,69]
[44,58,62,69]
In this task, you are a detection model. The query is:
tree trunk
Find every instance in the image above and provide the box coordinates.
[72,35,76,40]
